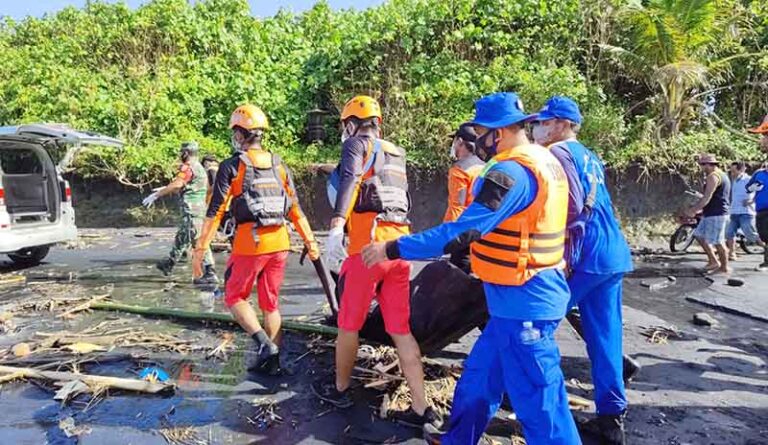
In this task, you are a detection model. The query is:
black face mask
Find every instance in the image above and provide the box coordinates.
[475,129,498,162]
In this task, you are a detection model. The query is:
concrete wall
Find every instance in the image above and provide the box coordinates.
[68,164,695,242]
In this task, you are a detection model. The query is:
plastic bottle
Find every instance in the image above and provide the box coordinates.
[520,321,541,345]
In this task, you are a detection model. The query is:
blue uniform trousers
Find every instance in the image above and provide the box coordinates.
[567,271,627,415]
[442,317,581,445]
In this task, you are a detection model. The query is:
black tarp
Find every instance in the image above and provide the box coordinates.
[334,260,488,354]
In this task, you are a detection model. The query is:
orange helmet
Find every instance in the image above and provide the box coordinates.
[229,104,269,130]
[341,95,382,122]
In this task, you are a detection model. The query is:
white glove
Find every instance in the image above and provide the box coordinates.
[324,225,348,272]
[142,191,160,208]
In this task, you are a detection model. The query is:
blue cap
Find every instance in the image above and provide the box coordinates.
[470,92,531,129]
[530,96,582,125]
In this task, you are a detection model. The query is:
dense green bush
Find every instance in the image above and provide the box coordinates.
[0,0,765,185]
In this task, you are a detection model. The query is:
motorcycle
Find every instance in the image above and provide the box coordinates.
[670,191,758,254]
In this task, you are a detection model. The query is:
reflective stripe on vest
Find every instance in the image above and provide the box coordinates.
[470,144,568,286]
[230,150,290,228]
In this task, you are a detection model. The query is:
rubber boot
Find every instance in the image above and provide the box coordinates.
[156,258,175,276]
[193,265,220,285]
[580,413,626,445]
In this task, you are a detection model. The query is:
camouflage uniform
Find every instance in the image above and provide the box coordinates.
[168,160,213,267]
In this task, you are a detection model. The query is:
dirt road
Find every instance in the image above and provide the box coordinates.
[1,228,766,444]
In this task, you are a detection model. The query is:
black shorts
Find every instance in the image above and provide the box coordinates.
[757,211,768,243]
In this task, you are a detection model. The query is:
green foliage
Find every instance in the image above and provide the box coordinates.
[0,0,765,185]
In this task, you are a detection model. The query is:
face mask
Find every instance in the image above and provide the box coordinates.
[532,122,553,146]
[475,130,498,162]
[230,133,243,153]
[341,121,356,143]
[449,139,459,160]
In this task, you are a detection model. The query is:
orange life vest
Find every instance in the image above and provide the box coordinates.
[470,144,568,286]
[444,155,485,222]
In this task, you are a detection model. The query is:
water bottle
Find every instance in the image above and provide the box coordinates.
[520,321,541,345]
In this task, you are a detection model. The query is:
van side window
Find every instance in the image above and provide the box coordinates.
[0,149,43,174]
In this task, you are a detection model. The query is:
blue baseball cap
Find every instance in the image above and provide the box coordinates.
[470,92,531,129]
[530,96,582,125]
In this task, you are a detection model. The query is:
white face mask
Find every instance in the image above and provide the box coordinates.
[449,139,460,160]
[532,122,554,146]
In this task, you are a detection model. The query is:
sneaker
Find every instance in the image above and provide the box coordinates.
[579,414,626,445]
[622,355,641,385]
[310,379,354,409]
[245,339,280,375]
[756,262,768,272]
[390,406,443,430]
[156,259,175,276]
[193,265,220,285]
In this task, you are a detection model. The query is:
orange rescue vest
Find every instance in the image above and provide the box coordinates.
[444,155,485,222]
[470,144,568,286]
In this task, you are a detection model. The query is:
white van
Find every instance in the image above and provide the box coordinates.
[0,124,123,266]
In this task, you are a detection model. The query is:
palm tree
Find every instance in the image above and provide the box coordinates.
[600,0,758,137]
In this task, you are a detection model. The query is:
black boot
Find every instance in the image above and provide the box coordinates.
[580,413,626,445]
[156,258,175,276]
[623,355,641,384]
[245,337,280,375]
[193,265,220,285]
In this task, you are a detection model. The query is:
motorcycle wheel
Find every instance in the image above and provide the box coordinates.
[670,224,696,252]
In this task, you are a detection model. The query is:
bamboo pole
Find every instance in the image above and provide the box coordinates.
[0,365,174,394]
[90,302,339,336]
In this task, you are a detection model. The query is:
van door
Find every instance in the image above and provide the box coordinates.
[15,124,124,170]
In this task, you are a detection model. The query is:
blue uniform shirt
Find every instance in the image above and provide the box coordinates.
[550,140,633,274]
[396,159,571,321]
[747,169,768,212]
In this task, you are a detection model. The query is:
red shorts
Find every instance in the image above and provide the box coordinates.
[224,251,288,312]
[337,254,411,335]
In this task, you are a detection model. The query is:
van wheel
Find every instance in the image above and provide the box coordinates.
[8,246,50,267]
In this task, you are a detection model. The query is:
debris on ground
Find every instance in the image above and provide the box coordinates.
[139,367,170,383]
[0,311,13,334]
[692,312,719,327]
[641,325,684,344]
[6,282,111,316]
[58,416,92,438]
[640,276,676,291]
[0,364,175,395]
[206,332,235,361]
[11,342,32,358]
[248,398,283,431]
[726,278,745,287]
[158,425,207,445]
[0,273,26,287]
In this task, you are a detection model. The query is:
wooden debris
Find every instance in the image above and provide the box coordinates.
[54,380,90,402]
[206,332,234,360]
[0,274,25,287]
[12,343,32,358]
[158,425,206,445]
[641,325,683,344]
[62,342,107,354]
[0,364,175,394]
[58,293,111,319]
